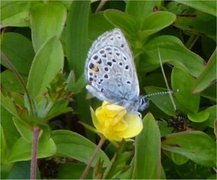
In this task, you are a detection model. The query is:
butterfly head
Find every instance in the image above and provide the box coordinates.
[138,96,149,111]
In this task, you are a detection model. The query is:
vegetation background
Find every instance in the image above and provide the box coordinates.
[1,0,216,179]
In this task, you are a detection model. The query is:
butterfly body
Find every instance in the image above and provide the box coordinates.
[85,28,148,112]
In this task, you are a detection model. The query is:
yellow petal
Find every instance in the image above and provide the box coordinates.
[102,101,125,111]
[91,101,143,142]
[90,107,102,131]
[119,113,143,138]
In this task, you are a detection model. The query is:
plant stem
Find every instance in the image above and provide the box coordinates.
[80,136,105,180]
[102,153,117,179]
[157,48,177,111]
[103,140,125,178]
[185,34,200,50]
[31,127,40,180]
[0,52,35,117]
[95,0,107,13]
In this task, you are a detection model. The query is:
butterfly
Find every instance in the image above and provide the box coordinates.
[85,28,148,113]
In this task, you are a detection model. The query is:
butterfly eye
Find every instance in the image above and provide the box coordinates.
[139,98,144,105]
[138,97,148,111]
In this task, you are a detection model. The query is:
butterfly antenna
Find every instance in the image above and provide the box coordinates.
[144,90,179,99]
[157,47,177,111]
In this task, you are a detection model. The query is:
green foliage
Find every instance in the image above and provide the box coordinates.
[161,131,216,167]
[133,113,161,179]
[27,37,64,98]
[64,1,89,77]
[172,67,200,113]
[52,130,110,167]
[57,163,92,179]
[0,0,216,179]
[1,32,34,75]
[30,2,67,52]
[7,161,41,179]
[174,0,216,16]
[145,86,175,116]
[1,1,30,27]
[8,136,56,163]
[126,0,162,17]
[193,49,217,93]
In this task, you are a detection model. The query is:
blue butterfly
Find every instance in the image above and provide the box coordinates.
[85,28,148,112]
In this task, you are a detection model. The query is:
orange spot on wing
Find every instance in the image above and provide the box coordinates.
[91,65,99,72]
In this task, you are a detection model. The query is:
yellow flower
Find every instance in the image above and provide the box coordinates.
[91,101,143,141]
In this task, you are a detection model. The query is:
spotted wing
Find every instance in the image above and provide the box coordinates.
[85,28,140,103]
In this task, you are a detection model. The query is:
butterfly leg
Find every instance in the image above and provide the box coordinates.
[86,85,108,101]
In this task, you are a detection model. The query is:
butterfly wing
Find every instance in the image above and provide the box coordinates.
[85,28,140,104]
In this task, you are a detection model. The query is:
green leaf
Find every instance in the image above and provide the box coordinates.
[132,113,161,179]
[162,156,214,179]
[160,166,166,179]
[57,163,92,179]
[0,92,20,120]
[175,11,215,39]
[1,108,20,149]
[193,49,217,93]
[144,86,176,116]
[30,2,67,52]
[105,10,175,45]
[1,70,27,93]
[140,11,176,39]
[201,36,216,58]
[206,105,217,128]
[104,10,138,36]
[126,0,162,17]
[167,2,216,39]
[63,1,91,134]
[208,174,217,179]
[201,85,216,102]
[158,121,173,136]
[187,110,210,123]
[174,0,216,17]
[142,35,205,77]
[1,125,7,164]
[161,131,216,167]
[45,101,72,122]
[1,32,35,75]
[115,166,132,179]
[27,37,64,98]
[171,152,189,165]
[7,161,40,179]
[64,0,89,78]
[106,151,132,179]
[52,130,110,167]
[13,117,32,143]
[1,1,30,27]
[8,136,56,162]
[171,67,200,114]
[88,13,113,41]
[214,120,217,139]
[67,73,86,94]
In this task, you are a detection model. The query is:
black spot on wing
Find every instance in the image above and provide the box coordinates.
[107,62,112,66]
